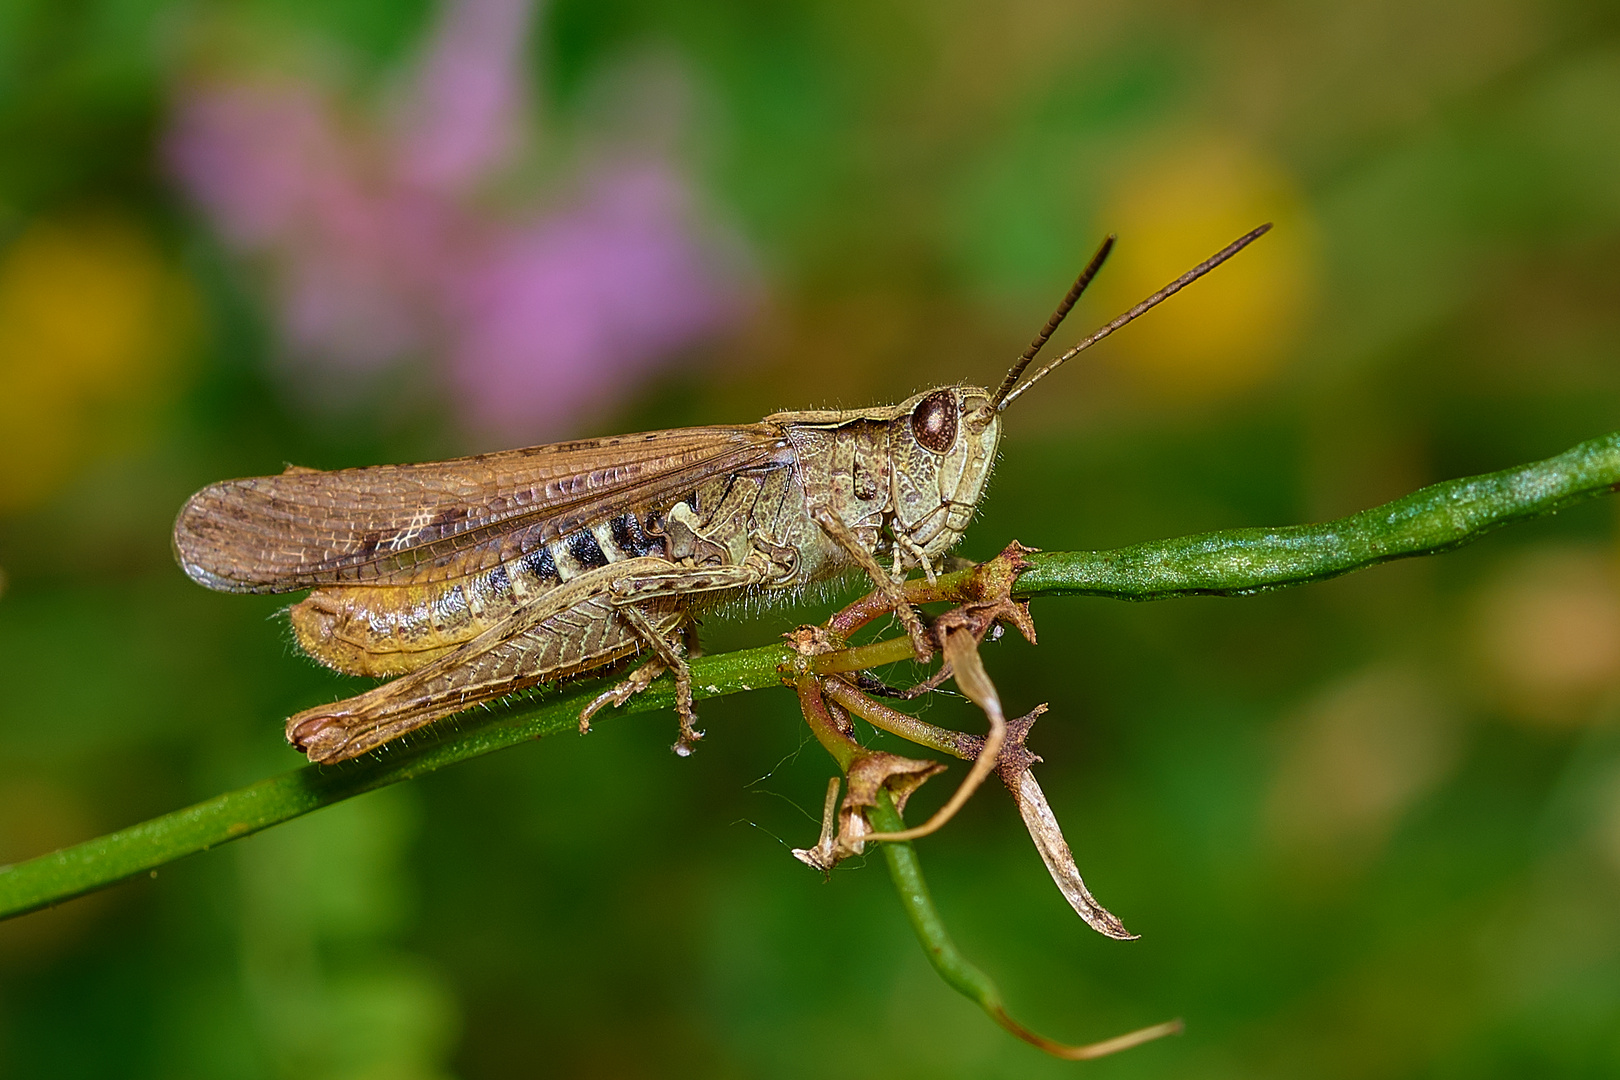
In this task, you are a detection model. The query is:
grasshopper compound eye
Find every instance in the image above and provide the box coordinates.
[910,389,959,454]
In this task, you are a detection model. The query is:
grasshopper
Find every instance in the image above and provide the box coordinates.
[174,225,1269,764]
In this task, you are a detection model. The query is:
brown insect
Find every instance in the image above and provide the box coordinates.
[173,225,1269,764]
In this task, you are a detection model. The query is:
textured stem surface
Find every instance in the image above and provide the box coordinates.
[1014,431,1620,600]
[3,431,1617,920]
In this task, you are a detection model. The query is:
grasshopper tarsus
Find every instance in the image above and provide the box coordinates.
[672,729,704,757]
[578,659,668,735]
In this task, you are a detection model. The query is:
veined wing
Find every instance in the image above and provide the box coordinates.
[174,424,789,593]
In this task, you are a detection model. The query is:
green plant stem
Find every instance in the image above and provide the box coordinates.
[869,789,1006,1004]
[0,644,791,920]
[1014,430,1620,599]
[3,430,1618,921]
[871,789,1182,1059]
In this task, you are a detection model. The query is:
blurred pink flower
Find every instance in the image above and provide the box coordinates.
[449,163,736,432]
[167,0,748,440]
[394,0,531,194]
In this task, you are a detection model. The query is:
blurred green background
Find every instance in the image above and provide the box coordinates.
[4,0,1620,1076]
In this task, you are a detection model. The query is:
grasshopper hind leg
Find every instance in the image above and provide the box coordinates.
[282,562,687,763]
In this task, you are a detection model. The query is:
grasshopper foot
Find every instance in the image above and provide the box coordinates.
[578,661,667,734]
[673,726,704,757]
[671,659,703,756]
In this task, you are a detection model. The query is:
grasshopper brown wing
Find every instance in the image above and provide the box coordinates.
[173,424,789,593]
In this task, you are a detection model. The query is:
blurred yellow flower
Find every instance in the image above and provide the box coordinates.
[0,215,197,512]
[1094,137,1316,401]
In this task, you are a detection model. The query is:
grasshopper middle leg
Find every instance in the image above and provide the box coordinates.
[616,603,701,754]
[602,560,776,753]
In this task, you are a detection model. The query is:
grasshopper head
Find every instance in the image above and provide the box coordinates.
[888,385,1001,564]
[844,227,1273,576]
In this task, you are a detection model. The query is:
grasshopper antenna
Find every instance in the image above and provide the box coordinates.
[996,222,1273,411]
[991,234,1116,409]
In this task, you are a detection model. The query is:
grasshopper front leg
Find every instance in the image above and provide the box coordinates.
[811,507,933,661]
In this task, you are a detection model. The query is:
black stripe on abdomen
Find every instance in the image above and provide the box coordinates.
[568,529,609,569]
[610,512,663,558]
[520,546,560,584]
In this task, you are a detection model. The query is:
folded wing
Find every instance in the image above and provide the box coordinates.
[174,425,788,593]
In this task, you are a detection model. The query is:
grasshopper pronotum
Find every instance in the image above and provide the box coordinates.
[173,224,1269,765]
